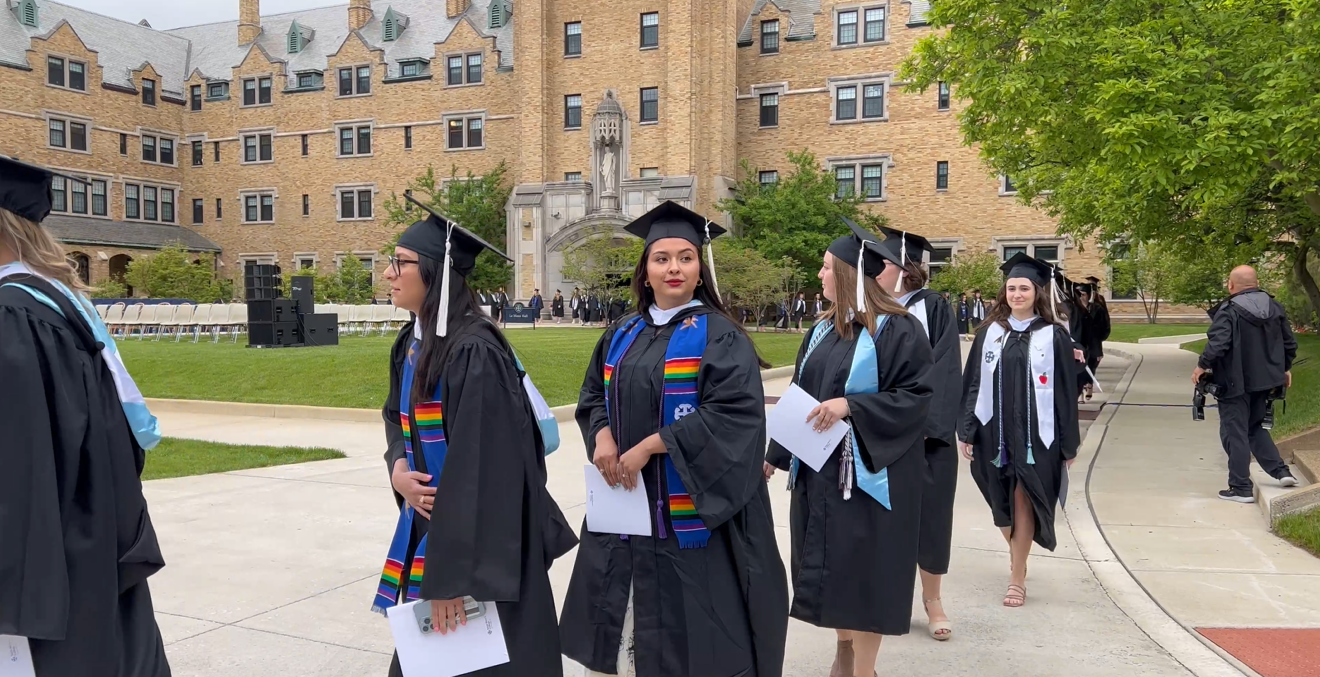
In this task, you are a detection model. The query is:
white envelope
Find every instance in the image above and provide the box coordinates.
[583,464,653,537]
[767,384,851,472]
[387,601,510,677]
[0,636,34,677]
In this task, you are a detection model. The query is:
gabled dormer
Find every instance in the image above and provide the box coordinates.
[488,0,512,29]
[382,7,409,42]
[15,0,38,28]
[287,20,314,54]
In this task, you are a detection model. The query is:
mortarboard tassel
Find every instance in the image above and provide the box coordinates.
[1049,264,1067,329]
[894,233,906,294]
[704,221,721,302]
[435,221,454,337]
[855,245,866,312]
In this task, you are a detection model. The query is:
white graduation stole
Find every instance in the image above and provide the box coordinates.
[907,297,929,339]
[974,322,1056,448]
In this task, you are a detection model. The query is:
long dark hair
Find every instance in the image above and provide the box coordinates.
[630,245,771,368]
[411,253,490,407]
[980,281,1058,331]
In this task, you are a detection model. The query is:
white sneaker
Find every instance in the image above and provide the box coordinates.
[1279,474,1299,488]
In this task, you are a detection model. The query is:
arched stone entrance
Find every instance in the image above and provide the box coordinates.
[68,251,90,286]
[544,212,634,299]
[109,253,133,296]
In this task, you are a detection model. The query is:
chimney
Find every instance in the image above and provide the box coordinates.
[445,0,470,19]
[348,0,372,30]
[238,0,261,45]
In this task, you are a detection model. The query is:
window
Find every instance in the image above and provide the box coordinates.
[298,258,316,270]
[123,185,174,223]
[445,117,485,150]
[294,71,322,89]
[565,94,582,129]
[47,118,81,150]
[400,61,423,77]
[835,166,855,198]
[861,164,883,199]
[1109,243,1137,300]
[1002,245,1027,260]
[640,87,659,123]
[938,81,950,111]
[1000,243,1060,264]
[243,133,273,163]
[216,197,223,220]
[448,119,464,149]
[338,66,371,96]
[467,53,482,84]
[863,6,885,42]
[339,189,374,220]
[640,167,660,178]
[863,84,884,118]
[936,161,949,190]
[141,135,156,162]
[214,141,221,162]
[404,126,413,149]
[125,184,139,219]
[447,54,482,85]
[207,82,228,99]
[193,199,204,224]
[47,56,86,91]
[120,133,127,155]
[66,120,87,152]
[760,20,780,54]
[144,187,157,220]
[243,79,256,105]
[1034,245,1059,263]
[51,177,65,212]
[759,170,778,187]
[243,194,275,223]
[447,56,463,85]
[69,179,86,214]
[565,22,582,56]
[836,86,856,120]
[565,172,582,182]
[91,179,107,216]
[159,138,174,165]
[928,247,953,278]
[241,77,272,106]
[837,10,858,45]
[301,134,309,156]
[640,12,659,48]
[1002,175,1018,194]
[339,125,373,156]
[192,140,203,166]
[467,118,483,148]
[302,194,310,216]
[190,85,202,111]
[142,78,155,106]
[759,92,778,127]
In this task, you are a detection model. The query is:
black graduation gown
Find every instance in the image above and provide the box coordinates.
[1066,301,1092,389]
[959,320,1081,551]
[383,319,577,677]
[560,307,789,677]
[906,290,962,575]
[0,282,170,677]
[553,296,565,318]
[765,315,934,635]
[1088,303,1110,363]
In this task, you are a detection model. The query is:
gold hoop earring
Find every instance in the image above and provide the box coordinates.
[644,281,651,288]
[697,279,704,286]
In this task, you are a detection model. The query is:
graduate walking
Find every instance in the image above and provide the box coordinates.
[959,254,1081,608]
[869,226,961,642]
[765,220,934,677]
[0,157,171,677]
[552,290,566,323]
[560,201,789,677]
[378,199,576,676]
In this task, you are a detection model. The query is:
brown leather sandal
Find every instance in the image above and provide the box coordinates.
[829,639,854,677]
[1003,584,1027,608]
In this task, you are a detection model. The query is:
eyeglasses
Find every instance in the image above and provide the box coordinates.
[388,255,420,276]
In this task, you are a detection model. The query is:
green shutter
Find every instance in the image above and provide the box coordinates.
[383,18,396,41]
[488,4,501,29]
[20,0,38,27]
[287,21,302,54]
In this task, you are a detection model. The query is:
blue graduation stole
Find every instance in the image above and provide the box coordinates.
[372,340,448,614]
[603,314,711,549]
[789,318,892,509]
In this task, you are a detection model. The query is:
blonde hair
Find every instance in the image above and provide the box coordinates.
[0,209,87,292]
[825,259,908,340]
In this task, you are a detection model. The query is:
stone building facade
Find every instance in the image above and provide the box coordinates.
[1,0,1135,310]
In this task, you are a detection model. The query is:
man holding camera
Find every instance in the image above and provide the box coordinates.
[1193,265,1300,503]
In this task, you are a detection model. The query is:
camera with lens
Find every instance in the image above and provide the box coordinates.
[1263,386,1287,430]
[1192,372,1221,422]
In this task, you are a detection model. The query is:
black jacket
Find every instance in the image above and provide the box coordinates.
[1199,289,1296,398]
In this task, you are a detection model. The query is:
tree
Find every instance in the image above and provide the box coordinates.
[711,238,800,327]
[902,0,1320,319]
[91,278,127,299]
[124,244,229,301]
[1110,243,1183,323]
[381,163,514,293]
[561,234,644,299]
[927,251,1003,298]
[720,150,889,282]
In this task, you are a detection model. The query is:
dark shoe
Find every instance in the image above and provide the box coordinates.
[1278,473,1299,488]
[1218,488,1255,503]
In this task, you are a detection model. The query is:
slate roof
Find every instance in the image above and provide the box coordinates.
[737,0,821,45]
[46,215,222,252]
[0,0,514,97]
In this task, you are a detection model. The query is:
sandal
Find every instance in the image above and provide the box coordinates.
[924,598,952,641]
[829,639,854,677]
[1003,584,1027,608]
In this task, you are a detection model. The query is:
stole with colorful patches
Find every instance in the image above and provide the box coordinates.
[603,315,711,549]
[372,340,448,614]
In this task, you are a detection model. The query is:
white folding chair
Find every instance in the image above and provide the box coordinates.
[152,304,178,341]
[96,304,110,320]
[165,304,194,342]
[228,303,248,342]
[189,304,212,343]
[392,306,412,324]
[208,304,230,343]
[314,304,329,316]
[345,305,368,336]
[370,304,394,335]
[104,303,126,336]
[121,303,145,339]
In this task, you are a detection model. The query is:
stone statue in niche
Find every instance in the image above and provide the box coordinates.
[592,90,627,212]
[600,149,616,194]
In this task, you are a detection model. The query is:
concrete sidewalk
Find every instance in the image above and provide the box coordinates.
[144,346,1250,677]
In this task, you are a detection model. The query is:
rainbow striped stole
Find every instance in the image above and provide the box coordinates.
[372,340,448,614]
[603,313,711,549]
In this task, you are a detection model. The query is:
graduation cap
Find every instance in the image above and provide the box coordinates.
[400,192,511,337]
[1085,275,1102,290]
[0,154,91,224]
[1000,252,1053,287]
[828,217,887,310]
[1075,283,1094,295]
[623,200,726,299]
[873,225,936,294]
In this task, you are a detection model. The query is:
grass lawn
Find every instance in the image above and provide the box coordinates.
[1107,323,1209,343]
[1275,508,1320,558]
[118,327,805,410]
[1183,334,1320,440]
[143,437,344,481]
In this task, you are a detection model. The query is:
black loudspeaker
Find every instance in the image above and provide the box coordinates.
[249,321,301,347]
[247,299,298,323]
[291,276,315,313]
[302,313,339,346]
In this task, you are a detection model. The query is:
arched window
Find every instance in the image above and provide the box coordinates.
[68,252,91,285]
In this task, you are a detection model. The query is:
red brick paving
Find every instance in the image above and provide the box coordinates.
[1197,628,1320,677]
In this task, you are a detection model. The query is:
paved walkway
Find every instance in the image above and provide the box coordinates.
[141,343,1317,677]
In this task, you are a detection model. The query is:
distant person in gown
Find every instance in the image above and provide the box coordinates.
[560,201,789,677]
[765,220,933,677]
[0,156,171,677]
[530,288,544,326]
[571,288,582,324]
[959,254,1081,608]
[871,226,961,642]
[957,293,971,336]
[378,202,576,676]
[552,290,565,323]
[813,292,825,320]
[1084,276,1111,373]
[792,291,808,331]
